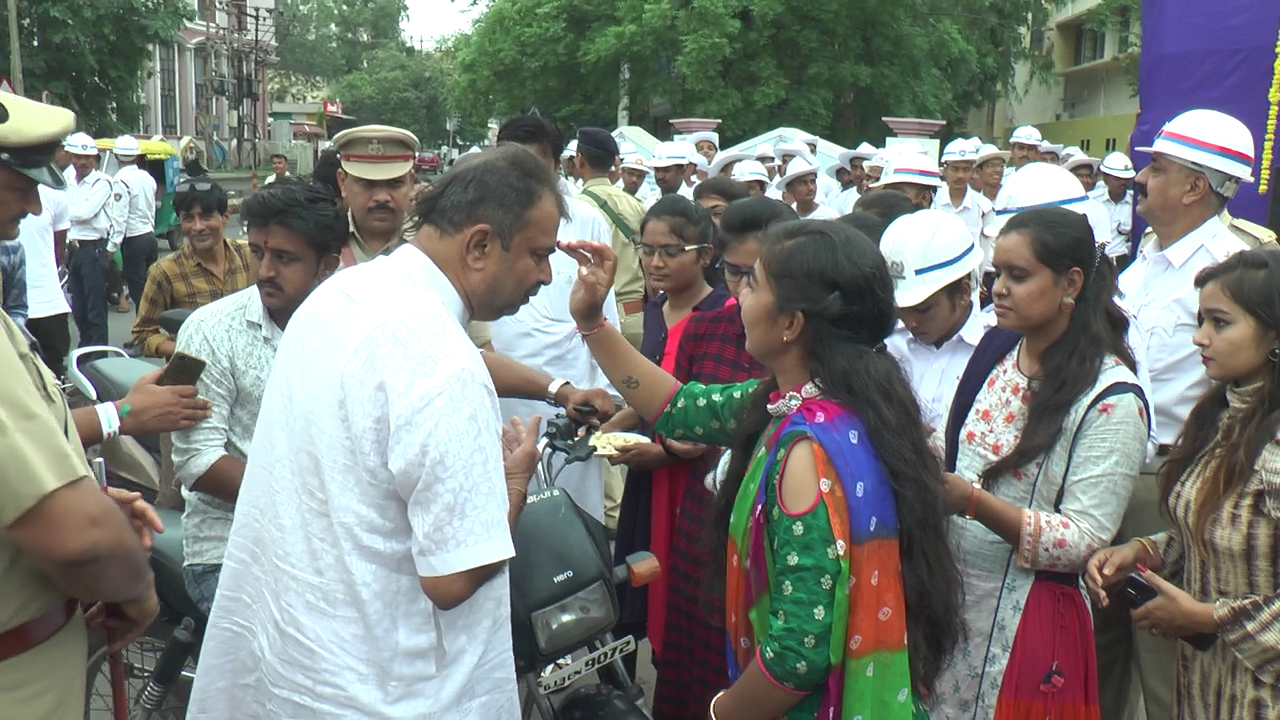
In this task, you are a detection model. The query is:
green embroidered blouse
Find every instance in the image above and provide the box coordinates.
[654,380,842,719]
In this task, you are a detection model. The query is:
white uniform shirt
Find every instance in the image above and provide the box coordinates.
[112,164,158,238]
[187,247,518,719]
[1090,187,1134,258]
[796,203,841,220]
[16,186,72,319]
[170,286,283,567]
[934,186,994,249]
[491,195,619,522]
[886,307,993,432]
[1117,216,1246,446]
[66,169,116,248]
[816,169,839,204]
[832,186,860,215]
[262,171,291,185]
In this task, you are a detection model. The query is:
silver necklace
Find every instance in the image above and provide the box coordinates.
[767,380,822,417]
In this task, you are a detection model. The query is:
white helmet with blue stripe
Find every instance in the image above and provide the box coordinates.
[1135,108,1255,198]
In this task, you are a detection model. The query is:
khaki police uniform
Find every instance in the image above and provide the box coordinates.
[1139,210,1277,251]
[0,93,91,720]
[578,177,647,349]
[1220,208,1276,247]
[0,315,90,720]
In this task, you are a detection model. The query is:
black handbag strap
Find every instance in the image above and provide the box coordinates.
[1051,381,1150,512]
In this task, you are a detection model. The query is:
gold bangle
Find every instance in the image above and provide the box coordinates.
[709,690,727,720]
[1134,537,1159,565]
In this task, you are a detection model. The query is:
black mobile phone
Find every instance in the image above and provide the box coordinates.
[1110,574,1159,610]
[1110,574,1219,651]
[158,352,207,387]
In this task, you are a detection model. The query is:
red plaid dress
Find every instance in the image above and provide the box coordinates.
[652,302,765,719]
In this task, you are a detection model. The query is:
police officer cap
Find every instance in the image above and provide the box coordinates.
[576,127,619,158]
[0,94,76,190]
[331,124,420,181]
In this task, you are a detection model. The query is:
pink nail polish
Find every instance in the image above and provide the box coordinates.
[1136,564,1149,574]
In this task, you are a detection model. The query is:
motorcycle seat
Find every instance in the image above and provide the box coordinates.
[82,358,161,455]
[150,507,208,626]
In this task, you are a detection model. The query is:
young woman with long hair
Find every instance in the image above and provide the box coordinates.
[601,194,728,670]
[935,207,1149,719]
[563,220,963,719]
[1087,247,1280,719]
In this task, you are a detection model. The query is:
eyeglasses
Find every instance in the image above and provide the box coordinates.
[175,180,217,193]
[717,258,755,282]
[638,243,709,259]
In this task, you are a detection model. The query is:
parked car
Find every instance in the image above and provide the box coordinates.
[415,151,442,174]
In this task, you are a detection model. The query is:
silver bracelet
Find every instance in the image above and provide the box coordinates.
[708,689,727,720]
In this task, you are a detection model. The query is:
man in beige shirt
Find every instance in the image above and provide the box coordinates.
[574,127,648,349]
[331,124,420,268]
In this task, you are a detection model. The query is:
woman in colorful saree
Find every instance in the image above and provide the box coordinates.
[561,220,964,719]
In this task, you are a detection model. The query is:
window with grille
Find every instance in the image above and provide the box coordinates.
[158,45,178,136]
[1105,138,1119,152]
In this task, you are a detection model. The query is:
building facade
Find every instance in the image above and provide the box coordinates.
[141,0,274,153]
[968,0,1139,155]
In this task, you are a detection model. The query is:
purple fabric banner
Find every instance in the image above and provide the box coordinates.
[1136,3,1279,229]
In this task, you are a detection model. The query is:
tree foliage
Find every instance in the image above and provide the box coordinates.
[274,0,407,83]
[0,0,192,135]
[451,0,1058,145]
[1085,0,1141,94]
[331,44,486,147]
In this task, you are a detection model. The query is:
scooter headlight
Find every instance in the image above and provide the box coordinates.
[530,580,616,655]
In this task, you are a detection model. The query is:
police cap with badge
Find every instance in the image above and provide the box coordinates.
[331,125,421,181]
[0,94,76,189]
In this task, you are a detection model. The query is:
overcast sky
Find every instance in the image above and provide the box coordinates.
[401,0,485,45]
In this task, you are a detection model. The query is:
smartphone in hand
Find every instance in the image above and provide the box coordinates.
[158,352,207,387]
[1109,574,1218,651]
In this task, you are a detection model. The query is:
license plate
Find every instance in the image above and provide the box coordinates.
[536,635,637,694]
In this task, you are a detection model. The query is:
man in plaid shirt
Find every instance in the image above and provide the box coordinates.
[0,239,26,325]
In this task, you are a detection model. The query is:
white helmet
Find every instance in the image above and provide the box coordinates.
[113,135,140,159]
[1098,152,1136,180]
[1059,145,1084,164]
[1135,108,1256,196]
[1008,125,1043,147]
[880,210,982,308]
[731,159,771,185]
[63,131,98,157]
[870,153,944,189]
[940,138,979,165]
[984,162,1110,247]
[619,155,651,175]
[708,151,753,177]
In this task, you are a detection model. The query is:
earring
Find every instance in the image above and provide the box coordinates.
[1060,296,1076,312]
[782,335,790,344]
[1269,348,1280,362]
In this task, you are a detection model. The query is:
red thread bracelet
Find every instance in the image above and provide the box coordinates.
[578,319,609,338]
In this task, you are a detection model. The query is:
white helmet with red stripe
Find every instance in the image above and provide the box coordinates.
[1135,109,1256,198]
[869,152,944,189]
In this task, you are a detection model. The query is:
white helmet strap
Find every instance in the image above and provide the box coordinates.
[1163,154,1240,199]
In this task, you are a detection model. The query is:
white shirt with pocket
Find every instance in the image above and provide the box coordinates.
[187,246,519,719]
[1116,216,1245,446]
[112,164,158,238]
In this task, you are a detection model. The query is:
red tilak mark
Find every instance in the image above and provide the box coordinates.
[262,239,270,250]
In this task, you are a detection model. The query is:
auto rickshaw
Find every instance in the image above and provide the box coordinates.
[96,137,184,250]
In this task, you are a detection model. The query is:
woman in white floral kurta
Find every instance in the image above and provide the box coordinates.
[933,208,1148,719]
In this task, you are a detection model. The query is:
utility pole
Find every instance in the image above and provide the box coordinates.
[7,0,23,95]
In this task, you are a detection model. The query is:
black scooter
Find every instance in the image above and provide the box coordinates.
[511,414,657,719]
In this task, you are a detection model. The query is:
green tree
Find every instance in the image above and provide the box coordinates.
[0,0,192,134]
[331,44,467,148]
[274,0,408,86]
[450,0,1058,146]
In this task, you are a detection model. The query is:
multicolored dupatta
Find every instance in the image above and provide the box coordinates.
[726,396,921,719]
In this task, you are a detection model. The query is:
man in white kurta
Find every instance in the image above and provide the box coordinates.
[185,146,567,719]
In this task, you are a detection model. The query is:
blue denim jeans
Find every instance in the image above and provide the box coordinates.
[182,563,222,616]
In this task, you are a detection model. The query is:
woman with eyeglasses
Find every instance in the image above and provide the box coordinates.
[651,196,795,718]
[598,194,729,682]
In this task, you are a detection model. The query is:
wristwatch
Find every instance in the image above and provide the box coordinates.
[546,378,571,406]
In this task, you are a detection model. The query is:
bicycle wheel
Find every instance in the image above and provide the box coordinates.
[84,622,195,720]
